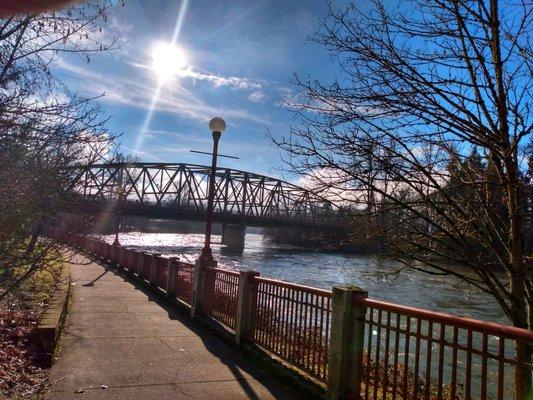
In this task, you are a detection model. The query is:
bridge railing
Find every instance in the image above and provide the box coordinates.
[51,229,533,399]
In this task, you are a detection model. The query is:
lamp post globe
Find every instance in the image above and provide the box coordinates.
[209,117,226,134]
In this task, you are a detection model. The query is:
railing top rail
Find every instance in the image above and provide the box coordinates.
[360,297,533,341]
[254,276,332,297]
[204,267,240,277]
[176,261,195,268]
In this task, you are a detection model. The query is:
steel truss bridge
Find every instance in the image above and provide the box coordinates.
[67,162,336,229]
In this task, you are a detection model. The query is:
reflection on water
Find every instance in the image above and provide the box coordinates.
[102,232,507,325]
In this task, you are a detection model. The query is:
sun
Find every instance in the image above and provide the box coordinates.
[150,42,187,82]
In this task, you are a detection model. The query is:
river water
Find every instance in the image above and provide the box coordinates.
[102,231,507,325]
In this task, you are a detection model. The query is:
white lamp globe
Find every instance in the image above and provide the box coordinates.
[209,117,226,134]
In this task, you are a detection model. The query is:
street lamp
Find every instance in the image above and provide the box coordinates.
[198,117,226,267]
[113,185,125,247]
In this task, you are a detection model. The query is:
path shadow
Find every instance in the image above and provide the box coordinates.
[76,254,293,400]
[82,269,110,287]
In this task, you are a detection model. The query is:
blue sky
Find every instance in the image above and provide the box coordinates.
[55,0,349,179]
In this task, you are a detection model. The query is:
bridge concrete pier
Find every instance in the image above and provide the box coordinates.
[221,224,246,254]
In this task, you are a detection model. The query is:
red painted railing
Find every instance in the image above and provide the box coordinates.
[358,297,533,400]
[203,267,240,330]
[51,230,533,397]
[251,276,332,382]
[173,261,195,305]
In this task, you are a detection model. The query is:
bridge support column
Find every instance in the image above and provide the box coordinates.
[221,224,246,254]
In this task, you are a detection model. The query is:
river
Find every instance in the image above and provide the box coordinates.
[101,231,508,325]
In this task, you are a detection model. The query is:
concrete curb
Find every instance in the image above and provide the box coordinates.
[32,262,72,364]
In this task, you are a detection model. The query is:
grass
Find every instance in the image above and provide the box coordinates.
[0,252,65,399]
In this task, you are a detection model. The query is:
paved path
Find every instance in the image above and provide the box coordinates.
[46,254,295,400]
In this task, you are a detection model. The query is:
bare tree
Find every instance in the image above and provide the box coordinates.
[272,0,532,395]
[0,1,121,298]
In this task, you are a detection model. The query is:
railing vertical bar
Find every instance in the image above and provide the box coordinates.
[225,273,230,326]
[424,320,433,400]
[262,281,269,346]
[258,282,265,344]
[391,313,400,400]
[365,307,373,400]
[214,271,220,321]
[288,287,296,364]
[383,311,391,398]
[324,295,330,379]
[516,340,524,400]
[302,291,310,371]
[373,308,382,400]
[318,294,326,379]
[402,316,411,399]
[266,280,274,349]
[497,337,505,400]
[451,326,458,399]
[223,272,230,326]
[274,282,282,354]
[413,318,422,399]
[296,288,304,366]
[280,288,288,357]
[311,294,319,376]
[481,332,488,400]
[465,328,473,400]
[436,323,445,400]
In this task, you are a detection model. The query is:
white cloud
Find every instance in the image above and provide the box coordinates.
[129,62,263,91]
[122,146,163,162]
[55,58,270,125]
[248,91,269,103]
[181,67,262,90]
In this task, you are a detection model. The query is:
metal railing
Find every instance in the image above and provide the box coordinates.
[51,230,533,398]
[203,267,240,330]
[251,276,332,382]
[172,261,195,305]
[358,297,533,400]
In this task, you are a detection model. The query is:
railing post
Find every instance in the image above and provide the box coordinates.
[190,260,203,318]
[127,250,135,274]
[326,286,368,400]
[112,245,119,266]
[165,257,178,297]
[139,252,147,278]
[235,270,260,346]
[150,253,160,285]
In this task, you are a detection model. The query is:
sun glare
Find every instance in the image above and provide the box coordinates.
[151,42,186,82]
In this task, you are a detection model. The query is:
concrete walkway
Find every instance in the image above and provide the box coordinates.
[46,254,295,400]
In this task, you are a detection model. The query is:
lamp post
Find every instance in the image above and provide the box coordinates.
[198,117,226,267]
[113,185,125,247]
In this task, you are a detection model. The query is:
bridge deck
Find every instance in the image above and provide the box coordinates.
[46,253,294,400]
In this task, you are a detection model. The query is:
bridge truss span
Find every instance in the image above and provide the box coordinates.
[69,162,336,229]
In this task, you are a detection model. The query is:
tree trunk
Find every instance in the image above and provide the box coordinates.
[510,275,532,399]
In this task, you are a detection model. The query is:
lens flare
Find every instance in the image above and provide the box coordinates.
[134,0,190,152]
[151,42,186,82]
